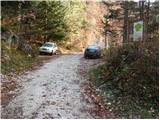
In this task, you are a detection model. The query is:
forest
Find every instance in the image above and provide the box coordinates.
[1,0,159,119]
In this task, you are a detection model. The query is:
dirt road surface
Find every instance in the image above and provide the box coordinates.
[1,54,101,119]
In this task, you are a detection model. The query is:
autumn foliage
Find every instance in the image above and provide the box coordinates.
[105,41,158,99]
[91,40,158,118]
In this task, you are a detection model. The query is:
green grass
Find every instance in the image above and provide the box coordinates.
[1,53,42,75]
[1,41,43,75]
[89,67,103,87]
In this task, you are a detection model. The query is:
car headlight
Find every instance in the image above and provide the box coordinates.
[49,49,52,51]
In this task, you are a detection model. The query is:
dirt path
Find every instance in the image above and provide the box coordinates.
[1,54,101,119]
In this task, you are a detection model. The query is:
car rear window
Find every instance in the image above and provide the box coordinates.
[88,46,99,49]
[43,43,53,47]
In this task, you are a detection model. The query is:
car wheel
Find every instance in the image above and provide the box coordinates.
[100,53,103,58]
[50,51,53,56]
[39,52,43,55]
[54,51,57,55]
[84,55,88,59]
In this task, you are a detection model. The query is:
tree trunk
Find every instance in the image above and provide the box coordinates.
[123,1,129,43]
[18,2,22,34]
[139,0,145,19]
[139,0,145,41]
[44,1,48,43]
[146,0,150,41]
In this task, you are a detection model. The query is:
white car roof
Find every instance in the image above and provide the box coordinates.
[45,42,56,45]
[88,45,99,49]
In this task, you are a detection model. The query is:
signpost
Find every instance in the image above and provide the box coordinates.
[133,20,143,41]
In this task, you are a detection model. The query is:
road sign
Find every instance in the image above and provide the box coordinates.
[133,20,143,41]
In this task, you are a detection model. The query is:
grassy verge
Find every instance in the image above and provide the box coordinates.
[89,41,158,119]
[90,67,157,118]
[1,55,43,75]
[1,41,54,107]
[1,41,46,75]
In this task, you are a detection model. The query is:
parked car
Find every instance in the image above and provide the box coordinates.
[39,42,58,55]
[84,45,102,59]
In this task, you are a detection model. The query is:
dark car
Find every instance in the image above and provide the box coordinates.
[84,45,102,59]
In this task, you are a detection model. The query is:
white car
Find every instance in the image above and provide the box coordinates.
[39,42,58,55]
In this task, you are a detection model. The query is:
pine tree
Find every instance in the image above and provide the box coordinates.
[36,1,67,42]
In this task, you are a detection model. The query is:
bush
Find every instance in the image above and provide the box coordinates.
[1,41,41,74]
[92,40,159,118]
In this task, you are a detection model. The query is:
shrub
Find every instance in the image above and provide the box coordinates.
[101,40,159,110]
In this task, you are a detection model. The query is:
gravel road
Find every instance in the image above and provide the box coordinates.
[1,54,101,119]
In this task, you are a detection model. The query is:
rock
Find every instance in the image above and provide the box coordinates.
[1,27,19,49]
[42,95,46,97]
[3,54,10,61]
[11,35,20,49]
[1,26,34,56]
[51,101,56,105]
[21,43,32,55]
[1,27,13,43]
[57,113,61,117]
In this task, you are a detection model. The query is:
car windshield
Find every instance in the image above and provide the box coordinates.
[42,43,53,47]
[88,45,99,49]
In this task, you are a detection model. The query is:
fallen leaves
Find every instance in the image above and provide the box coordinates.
[82,82,115,119]
[1,74,19,106]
